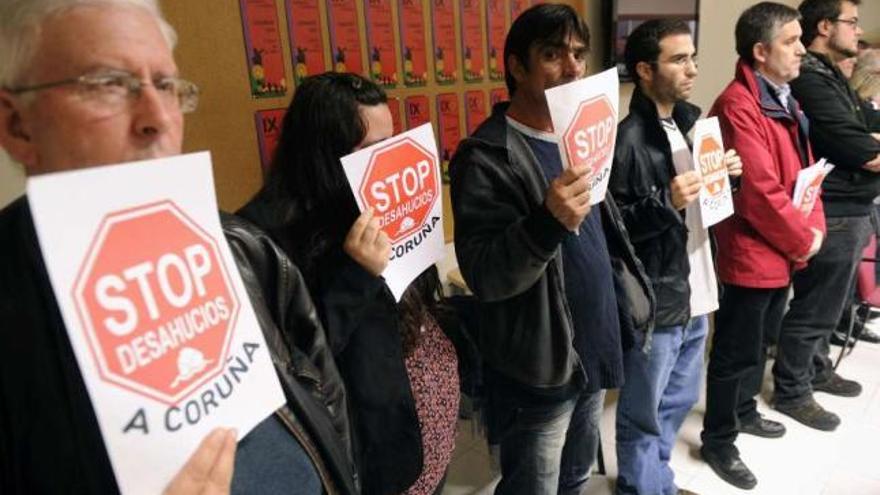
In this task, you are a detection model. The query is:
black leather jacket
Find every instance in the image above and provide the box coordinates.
[609,88,702,327]
[0,198,357,495]
[450,103,655,390]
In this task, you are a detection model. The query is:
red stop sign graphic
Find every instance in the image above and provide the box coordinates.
[72,201,240,405]
[697,136,726,196]
[359,137,439,243]
[562,95,617,175]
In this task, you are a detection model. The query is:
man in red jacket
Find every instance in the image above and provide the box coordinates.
[699,2,826,490]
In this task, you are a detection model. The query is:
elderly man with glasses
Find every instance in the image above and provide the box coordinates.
[770,0,880,432]
[0,1,356,494]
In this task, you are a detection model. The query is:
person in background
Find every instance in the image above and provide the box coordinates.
[771,0,880,431]
[700,3,827,489]
[851,49,880,110]
[609,18,741,495]
[239,72,460,495]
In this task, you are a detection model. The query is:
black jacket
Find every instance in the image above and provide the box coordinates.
[449,102,655,390]
[239,196,423,495]
[0,198,357,495]
[792,51,880,217]
[609,88,702,327]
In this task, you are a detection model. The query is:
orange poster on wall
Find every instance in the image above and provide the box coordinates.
[431,0,457,84]
[465,90,488,135]
[486,0,506,81]
[490,86,509,106]
[239,0,288,98]
[399,0,428,86]
[286,0,326,85]
[255,108,287,173]
[437,93,462,182]
[405,95,431,129]
[460,0,485,83]
[326,0,364,74]
[364,0,398,87]
[388,97,403,135]
[510,0,531,22]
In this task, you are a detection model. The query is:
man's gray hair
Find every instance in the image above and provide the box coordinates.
[0,0,177,89]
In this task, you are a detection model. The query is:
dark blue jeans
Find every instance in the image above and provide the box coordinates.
[702,285,788,451]
[232,415,322,494]
[489,383,605,495]
[615,316,708,495]
[773,215,873,405]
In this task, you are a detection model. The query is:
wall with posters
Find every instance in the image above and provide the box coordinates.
[160,0,589,243]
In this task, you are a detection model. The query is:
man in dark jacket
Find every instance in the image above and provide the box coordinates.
[450,4,653,494]
[608,20,742,495]
[772,0,880,431]
[0,1,355,493]
[700,3,827,489]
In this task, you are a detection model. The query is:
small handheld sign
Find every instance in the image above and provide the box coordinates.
[341,123,446,301]
[793,158,834,215]
[692,117,734,228]
[545,67,620,205]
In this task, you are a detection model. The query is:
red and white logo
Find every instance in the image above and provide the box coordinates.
[562,95,617,175]
[72,201,240,405]
[697,136,726,195]
[359,137,439,243]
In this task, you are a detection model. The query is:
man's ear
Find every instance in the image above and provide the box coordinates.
[634,61,653,85]
[816,18,834,39]
[752,42,769,66]
[0,91,37,169]
[507,54,527,85]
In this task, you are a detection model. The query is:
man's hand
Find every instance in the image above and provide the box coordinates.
[863,154,880,173]
[164,428,237,495]
[871,133,880,142]
[670,171,702,210]
[344,207,391,277]
[546,165,591,232]
[796,228,824,262]
[724,149,743,178]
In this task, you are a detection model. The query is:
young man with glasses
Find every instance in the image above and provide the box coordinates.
[608,19,741,495]
[0,1,355,493]
[770,0,880,431]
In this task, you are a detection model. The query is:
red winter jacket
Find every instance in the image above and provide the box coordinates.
[711,60,826,288]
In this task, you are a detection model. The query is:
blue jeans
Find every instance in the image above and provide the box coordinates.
[616,316,708,495]
[490,383,605,495]
[232,415,322,494]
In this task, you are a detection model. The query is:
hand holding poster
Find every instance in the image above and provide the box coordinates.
[545,67,620,205]
[691,117,734,227]
[26,152,285,494]
[341,124,446,301]
[793,158,834,215]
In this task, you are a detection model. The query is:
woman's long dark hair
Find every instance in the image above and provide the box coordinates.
[263,72,442,349]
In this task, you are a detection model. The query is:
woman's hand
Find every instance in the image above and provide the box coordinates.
[344,208,391,277]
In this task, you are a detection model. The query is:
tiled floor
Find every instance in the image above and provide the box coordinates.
[442,321,880,495]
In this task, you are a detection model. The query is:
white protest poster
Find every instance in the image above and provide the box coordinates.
[692,117,734,227]
[341,123,445,301]
[793,158,834,215]
[545,67,619,205]
[26,152,286,495]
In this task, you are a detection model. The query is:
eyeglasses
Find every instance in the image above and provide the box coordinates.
[652,55,699,68]
[832,17,859,28]
[4,69,200,114]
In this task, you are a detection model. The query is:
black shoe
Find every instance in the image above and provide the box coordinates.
[830,330,857,347]
[738,415,786,438]
[700,446,757,490]
[812,372,862,397]
[856,327,880,343]
[773,398,840,431]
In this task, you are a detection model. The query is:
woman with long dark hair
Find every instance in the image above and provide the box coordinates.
[239,72,459,495]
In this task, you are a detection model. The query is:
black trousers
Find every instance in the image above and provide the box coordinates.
[702,284,788,450]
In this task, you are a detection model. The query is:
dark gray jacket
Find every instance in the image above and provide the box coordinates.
[449,103,655,389]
